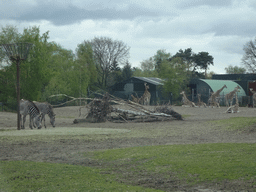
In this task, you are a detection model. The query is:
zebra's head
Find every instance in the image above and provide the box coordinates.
[34,113,42,129]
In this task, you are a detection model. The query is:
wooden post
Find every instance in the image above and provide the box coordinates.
[17,59,21,130]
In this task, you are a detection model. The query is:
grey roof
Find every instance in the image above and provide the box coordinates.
[133,77,164,85]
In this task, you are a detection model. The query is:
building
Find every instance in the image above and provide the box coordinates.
[110,77,167,104]
[188,79,246,105]
[212,74,256,96]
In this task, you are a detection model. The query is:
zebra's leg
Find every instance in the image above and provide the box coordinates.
[22,114,27,129]
[32,115,36,128]
[20,114,24,129]
[42,114,46,128]
[29,115,33,129]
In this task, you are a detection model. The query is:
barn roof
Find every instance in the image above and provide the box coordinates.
[132,77,164,86]
[200,79,246,96]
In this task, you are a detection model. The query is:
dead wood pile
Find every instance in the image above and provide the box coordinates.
[73,93,183,123]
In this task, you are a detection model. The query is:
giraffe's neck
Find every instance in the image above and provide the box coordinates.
[183,93,188,100]
[216,85,226,94]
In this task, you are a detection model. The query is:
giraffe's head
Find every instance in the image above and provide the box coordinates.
[180,91,185,95]
[224,85,227,89]
[144,82,149,90]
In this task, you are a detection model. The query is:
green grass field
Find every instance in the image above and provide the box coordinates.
[1,116,256,191]
[1,143,256,191]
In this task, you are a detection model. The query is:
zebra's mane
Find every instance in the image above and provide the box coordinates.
[28,100,40,113]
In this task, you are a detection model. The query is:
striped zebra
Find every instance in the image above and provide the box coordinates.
[20,100,42,129]
[33,101,56,128]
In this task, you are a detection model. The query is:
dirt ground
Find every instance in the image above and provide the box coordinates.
[1,105,256,191]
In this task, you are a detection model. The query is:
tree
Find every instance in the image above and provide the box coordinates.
[153,49,171,72]
[158,57,190,99]
[122,62,133,81]
[225,65,246,74]
[193,51,214,77]
[172,48,214,78]
[242,38,256,73]
[84,37,130,89]
[0,26,57,101]
[205,71,215,79]
[76,42,97,92]
[172,48,194,67]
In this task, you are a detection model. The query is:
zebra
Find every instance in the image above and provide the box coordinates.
[20,100,42,129]
[33,101,56,128]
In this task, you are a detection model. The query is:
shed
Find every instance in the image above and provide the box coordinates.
[110,77,166,104]
[189,79,246,105]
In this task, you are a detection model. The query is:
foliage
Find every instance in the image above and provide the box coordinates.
[139,58,158,77]
[121,61,133,81]
[75,42,97,93]
[205,71,215,79]
[158,57,190,99]
[193,51,214,75]
[92,143,256,187]
[0,161,159,192]
[140,58,155,72]
[152,49,171,72]
[225,65,246,74]
[0,25,97,103]
[242,37,256,73]
[0,26,56,101]
[172,48,214,78]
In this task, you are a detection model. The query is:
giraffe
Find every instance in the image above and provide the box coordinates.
[141,82,151,105]
[131,94,141,104]
[196,93,207,108]
[180,91,196,107]
[208,85,227,108]
[250,88,256,107]
[225,85,241,107]
[225,93,239,113]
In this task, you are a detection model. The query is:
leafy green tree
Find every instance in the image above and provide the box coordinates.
[225,65,246,74]
[172,48,194,67]
[122,61,133,80]
[193,51,214,77]
[42,45,77,99]
[0,25,82,103]
[153,49,171,72]
[76,42,97,93]
[158,57,189,99]
[172,48,214,78]
[205,71,216,79]
[132,67,143,77]
[0,26,56,101]
[139,58,158,77]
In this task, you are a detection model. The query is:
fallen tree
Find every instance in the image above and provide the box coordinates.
[49,93,183,123]
[72,93,183,123]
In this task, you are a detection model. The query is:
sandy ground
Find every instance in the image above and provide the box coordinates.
[1,105,256,191]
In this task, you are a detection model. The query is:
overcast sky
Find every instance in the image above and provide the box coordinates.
[1,0,256,74]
